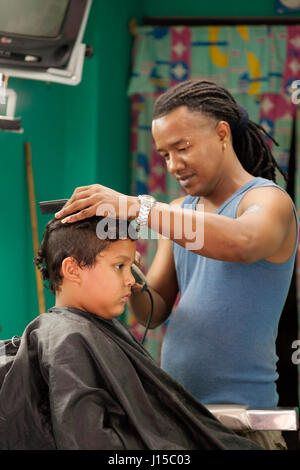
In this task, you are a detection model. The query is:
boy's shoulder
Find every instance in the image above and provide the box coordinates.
[24,307,141,358]
[24,307,102,350]
[30,307,93,329]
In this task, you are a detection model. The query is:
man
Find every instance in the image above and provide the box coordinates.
[55,80,298,449]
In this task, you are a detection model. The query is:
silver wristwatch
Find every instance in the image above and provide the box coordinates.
[134,194,156,231]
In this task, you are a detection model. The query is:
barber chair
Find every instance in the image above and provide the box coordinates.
[206,404,299,431]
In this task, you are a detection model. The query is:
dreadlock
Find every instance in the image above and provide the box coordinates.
[153,80,287,183]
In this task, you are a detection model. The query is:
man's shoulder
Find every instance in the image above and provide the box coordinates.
[170,196,185,207]
[238,182,295,217]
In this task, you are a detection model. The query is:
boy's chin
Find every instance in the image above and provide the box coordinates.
[92,306,124,320]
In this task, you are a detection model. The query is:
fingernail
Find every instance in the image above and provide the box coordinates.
[61,217,68,224]
[55,211,61,218]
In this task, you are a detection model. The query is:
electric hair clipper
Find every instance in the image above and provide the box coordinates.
[130,263,148,292]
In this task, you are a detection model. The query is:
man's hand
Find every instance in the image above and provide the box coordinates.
[131,251,144,294]
[55,184,139,223]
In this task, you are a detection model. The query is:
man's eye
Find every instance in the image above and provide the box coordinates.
[178,147,187,152]
[115,264,123,270]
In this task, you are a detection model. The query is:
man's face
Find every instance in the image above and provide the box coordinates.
[152,106,225,197]
[78,239,136,319]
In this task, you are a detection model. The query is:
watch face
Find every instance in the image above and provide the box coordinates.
[139,195,155,205]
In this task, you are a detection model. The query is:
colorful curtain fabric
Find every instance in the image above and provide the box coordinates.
[126,25,300,364]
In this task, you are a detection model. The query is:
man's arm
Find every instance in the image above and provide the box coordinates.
[55,183,296,264]
[235,186,297,263]
[147,187,296,263]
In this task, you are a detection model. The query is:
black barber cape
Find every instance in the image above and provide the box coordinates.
[0,307,262,450]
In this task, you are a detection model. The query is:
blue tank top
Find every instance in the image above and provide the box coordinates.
[161,177,298,409]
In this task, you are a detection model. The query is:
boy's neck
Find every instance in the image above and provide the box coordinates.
[55,292,82,311]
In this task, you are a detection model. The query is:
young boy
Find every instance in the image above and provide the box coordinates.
[0,216,261,450]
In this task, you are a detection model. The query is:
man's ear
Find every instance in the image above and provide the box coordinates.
[61,256,82,284]
[216,120,231,143]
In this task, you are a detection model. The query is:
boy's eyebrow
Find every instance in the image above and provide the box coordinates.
[112,255,134,262]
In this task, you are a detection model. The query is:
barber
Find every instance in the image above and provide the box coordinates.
[55,80,297,450]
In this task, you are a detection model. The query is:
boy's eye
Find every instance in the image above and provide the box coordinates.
[115,264,123,270]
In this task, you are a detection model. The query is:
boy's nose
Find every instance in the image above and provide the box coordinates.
[125,270,135,287]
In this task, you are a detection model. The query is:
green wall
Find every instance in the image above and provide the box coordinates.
[0,0,298,339]
[0,0,141,339]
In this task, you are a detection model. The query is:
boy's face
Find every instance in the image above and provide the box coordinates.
[77,239,136,319]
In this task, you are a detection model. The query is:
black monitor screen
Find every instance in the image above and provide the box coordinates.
[0,0,69,38]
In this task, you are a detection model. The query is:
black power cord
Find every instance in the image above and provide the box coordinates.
[140,288,154,345]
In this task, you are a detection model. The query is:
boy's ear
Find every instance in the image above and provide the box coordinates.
[61,257,82,284]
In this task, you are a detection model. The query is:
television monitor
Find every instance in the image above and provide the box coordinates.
[0,0,91,71]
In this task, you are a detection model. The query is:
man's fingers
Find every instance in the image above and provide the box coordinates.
[56,198,88,218]
[74,185,95,194]
[57,186,102,216]
[134,251,142,268]
[55,192,100,218]
[60,204,99,224]
[131,283,143,294]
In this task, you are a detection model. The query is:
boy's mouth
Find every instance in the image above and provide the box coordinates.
[121,293,131,301]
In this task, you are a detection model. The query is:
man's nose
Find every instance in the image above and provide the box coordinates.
[167,153,185,173]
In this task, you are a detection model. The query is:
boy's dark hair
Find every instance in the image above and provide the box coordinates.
[34,216,136,294]
[153,80,287,183]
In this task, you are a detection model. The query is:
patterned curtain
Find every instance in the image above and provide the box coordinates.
[126,25,300,364]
